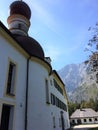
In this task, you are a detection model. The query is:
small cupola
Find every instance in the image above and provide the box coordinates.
[7,0,31,36]
[7,1,45,59]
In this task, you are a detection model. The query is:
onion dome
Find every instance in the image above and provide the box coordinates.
[8,1,44,59]
[14,35,44,59]
[7,1,31,36]
[9,1,31,20]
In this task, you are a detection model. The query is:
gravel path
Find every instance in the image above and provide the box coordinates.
[71,124,98,130]
[72,127,89,130]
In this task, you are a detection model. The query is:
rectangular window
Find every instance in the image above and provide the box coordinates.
[51,93,55,105]
[72,120,75,124]
[53,79,63,95]
[64,104,67,112]
[89,118,92,122]
[45,79,50,104]
[53,116,56,128]
[50,93,67,111]
[0,104,14,130]
[95,118,98,121]
[59,118,61,127]
[56,97,59,107]
[6,62,16,95]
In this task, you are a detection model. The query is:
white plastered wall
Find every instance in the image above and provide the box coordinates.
[0,34,27,130]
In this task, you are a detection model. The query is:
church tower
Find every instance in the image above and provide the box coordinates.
[7,0,31,36]
[7,0,44,59]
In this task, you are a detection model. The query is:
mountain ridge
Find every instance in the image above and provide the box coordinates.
[58,63,98,102]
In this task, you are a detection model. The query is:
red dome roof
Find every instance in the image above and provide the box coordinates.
[9,1,31,19]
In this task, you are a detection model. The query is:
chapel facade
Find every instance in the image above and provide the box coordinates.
[0,1,70,130]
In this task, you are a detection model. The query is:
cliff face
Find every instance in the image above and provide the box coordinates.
[58,63,98,102]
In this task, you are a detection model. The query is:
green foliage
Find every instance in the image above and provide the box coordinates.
[72,82,98,103]
[68,98,98,116]
[89,128,98,130]
[68,102,80,116]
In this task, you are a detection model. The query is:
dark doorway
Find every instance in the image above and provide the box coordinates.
[0,104,14,130]
[60,111,65,130]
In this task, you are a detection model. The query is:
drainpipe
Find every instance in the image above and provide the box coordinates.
[25,56,31,130]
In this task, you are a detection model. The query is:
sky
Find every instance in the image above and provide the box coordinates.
[0,0,98,70]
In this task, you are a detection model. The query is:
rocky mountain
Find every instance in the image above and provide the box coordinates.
[58,63,98,102]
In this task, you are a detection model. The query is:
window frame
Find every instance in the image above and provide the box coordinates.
[53,79,63,95]
[89,118,92,122]
[84,119,86,122]
[5,58,17,97]
[45,79,50,104]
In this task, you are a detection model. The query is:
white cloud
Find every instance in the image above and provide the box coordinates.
[25,0,62,37]
[26,0,55,25]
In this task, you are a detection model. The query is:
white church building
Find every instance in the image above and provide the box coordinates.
[0,1,70,130]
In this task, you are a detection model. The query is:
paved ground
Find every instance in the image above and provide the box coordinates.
[71,124,98,130]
